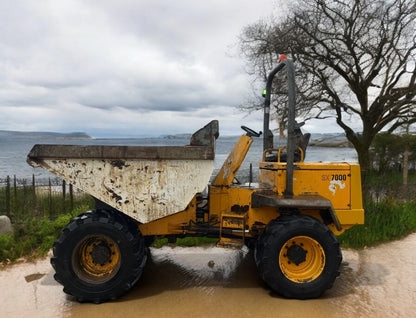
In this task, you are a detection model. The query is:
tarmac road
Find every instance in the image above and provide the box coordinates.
[1,233,415,318]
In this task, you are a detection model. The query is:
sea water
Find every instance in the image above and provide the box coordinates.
[0,133,357,181]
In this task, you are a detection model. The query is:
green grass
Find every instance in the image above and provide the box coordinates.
[339,199,416,248]
[0,214,72,263]
[0,203,94,264]
[1,184,94,264]
[152,237,218,248]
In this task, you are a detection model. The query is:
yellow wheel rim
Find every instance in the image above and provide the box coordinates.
[279,236,325,283]
[72,235,121,284]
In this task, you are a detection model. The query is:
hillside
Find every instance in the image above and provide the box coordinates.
[0,130,92,139]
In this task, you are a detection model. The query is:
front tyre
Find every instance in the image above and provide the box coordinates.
[255,215,342,299]
[51,210,147,303]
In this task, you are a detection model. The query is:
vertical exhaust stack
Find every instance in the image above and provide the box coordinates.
[262,56,296,198]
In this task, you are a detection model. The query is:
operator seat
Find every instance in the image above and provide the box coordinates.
[265,127,310,162]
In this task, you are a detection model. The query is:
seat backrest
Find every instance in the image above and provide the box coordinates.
[265,129,310,162]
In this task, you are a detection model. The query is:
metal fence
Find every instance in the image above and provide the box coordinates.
[0,175,91,223]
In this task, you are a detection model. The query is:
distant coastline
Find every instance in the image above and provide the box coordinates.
[0,130,352,147]
[0,130,92,140]
[274,133,352,148]
[309,133,352,148]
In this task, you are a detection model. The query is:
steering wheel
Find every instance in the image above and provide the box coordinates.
[241,126,262,138]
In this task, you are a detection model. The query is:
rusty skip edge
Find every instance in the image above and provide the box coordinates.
[27,120,219,166]
[27,144,215,167]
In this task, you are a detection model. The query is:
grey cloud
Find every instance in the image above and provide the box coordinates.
[0,0,282,136]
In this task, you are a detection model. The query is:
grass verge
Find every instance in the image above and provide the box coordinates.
[0,205,91,264]
[339,199,416,248]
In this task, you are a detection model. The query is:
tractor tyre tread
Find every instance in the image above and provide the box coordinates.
[51,209,147,303]
[255,215,342,299]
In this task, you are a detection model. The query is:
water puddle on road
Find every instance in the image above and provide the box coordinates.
[148,245,250,294]
[1,234,416,317]
[24,273,46,283]
[69,246,369,318]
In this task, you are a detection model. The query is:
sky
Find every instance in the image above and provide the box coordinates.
[0,0,346,137]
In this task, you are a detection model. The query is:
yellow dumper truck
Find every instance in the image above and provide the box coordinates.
[27,58,364,303]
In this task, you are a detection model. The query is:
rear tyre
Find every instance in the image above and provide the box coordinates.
[51,210,147,303]
[255,215,342,299]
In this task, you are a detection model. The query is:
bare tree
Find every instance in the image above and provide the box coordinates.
[239,0,416,171]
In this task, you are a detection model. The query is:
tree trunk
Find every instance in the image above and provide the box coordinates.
[357,149,371,175]
[403,146,409,186]
[345,132,372,175]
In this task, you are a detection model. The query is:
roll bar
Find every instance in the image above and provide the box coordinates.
[263,57,296,198]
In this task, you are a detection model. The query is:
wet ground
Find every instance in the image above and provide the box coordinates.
[1,233,415,318]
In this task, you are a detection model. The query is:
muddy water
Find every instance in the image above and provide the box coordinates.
[1,234,416,318]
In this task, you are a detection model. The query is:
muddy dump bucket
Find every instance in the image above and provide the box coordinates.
[27,121,219,223]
